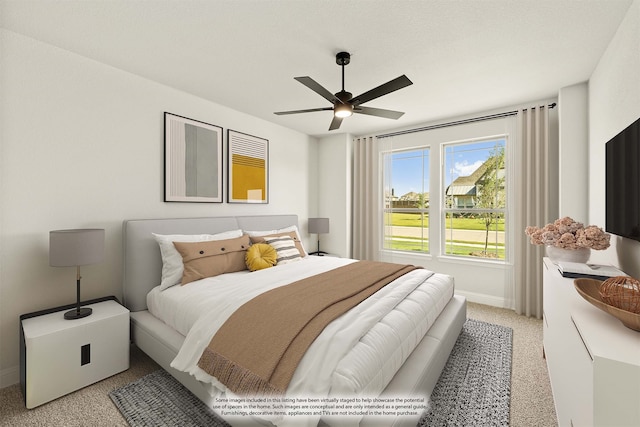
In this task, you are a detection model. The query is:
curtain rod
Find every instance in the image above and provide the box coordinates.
[376,102,556,139]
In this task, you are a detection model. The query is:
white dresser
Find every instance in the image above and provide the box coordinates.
[20,299,129,408]
[542,257,640,427]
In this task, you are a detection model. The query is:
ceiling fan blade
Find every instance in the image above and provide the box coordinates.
[295,76,343,104]
[274,107,333,115]
[350,75,413,106]
[354,106,405,120]
[329,116,343,131]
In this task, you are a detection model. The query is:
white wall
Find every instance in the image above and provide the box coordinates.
[588,0,640,274]
[558,82,589,222]
[316,133,353,257]
[0,30,318,386]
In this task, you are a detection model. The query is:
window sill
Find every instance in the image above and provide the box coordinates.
[436,255,508,269]
[379,249,511,270]
[379,249,433,261]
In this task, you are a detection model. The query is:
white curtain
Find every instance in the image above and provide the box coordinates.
[352,136,380,260]
[513,105,552,318]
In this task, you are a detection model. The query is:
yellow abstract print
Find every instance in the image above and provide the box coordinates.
[231,154,266,201]
[228,130,268,203]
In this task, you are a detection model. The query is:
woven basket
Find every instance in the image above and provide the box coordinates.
[574,279,640,332]
[599,276,640,314]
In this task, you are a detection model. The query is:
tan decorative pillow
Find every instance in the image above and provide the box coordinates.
[152,229,243,290]
[249,231,306,258]
[173,235,250,285]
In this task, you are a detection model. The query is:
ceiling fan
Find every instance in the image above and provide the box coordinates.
[274,52,413,131]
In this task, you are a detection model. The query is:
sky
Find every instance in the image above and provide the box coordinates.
[389,138,506,197]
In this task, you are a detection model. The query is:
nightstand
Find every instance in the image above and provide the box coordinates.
[20,298,129,408]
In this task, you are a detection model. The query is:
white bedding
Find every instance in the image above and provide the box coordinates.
[147,256,454,427]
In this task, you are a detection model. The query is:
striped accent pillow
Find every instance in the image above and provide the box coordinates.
[263,236,302,265]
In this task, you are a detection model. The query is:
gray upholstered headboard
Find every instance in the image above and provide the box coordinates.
[122,214,299,312]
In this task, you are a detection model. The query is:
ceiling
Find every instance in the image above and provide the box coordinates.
[0,0,634,137]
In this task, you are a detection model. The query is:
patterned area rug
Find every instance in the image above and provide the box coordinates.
[419,319,513,426]
[110,370,230,427]
[110,319,512,427]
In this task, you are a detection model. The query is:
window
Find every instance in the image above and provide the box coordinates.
[443,138,506,260]
[381,136,507,261]
[382,148,430,253]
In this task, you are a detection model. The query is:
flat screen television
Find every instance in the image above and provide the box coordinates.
[606,116,640,241]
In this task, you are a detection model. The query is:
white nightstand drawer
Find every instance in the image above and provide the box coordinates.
[21,299,129,408]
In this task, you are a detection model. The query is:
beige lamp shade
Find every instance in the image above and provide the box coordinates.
[308,218,329,234]
[49,229,105,267]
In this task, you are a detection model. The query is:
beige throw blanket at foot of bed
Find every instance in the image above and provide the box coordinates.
[197,260,420,396]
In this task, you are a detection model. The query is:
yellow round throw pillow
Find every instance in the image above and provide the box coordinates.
[245,243,278,271]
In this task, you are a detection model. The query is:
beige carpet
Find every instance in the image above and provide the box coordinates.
[466,303,557,427]
[0,302,557,426]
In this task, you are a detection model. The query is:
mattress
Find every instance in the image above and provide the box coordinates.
[147,256,454,427]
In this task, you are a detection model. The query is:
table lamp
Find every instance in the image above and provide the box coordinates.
[49,229,105,320]
[308,218,329,256]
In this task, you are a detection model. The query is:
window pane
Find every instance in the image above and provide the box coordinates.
[387,149,429,202]
[444,139,505,209]
[383,148,429,253]
[383,211,429,252]
[443,139,506,260]
[443,211,505,259]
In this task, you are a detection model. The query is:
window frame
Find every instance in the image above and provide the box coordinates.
[380,132,510,264]
[441,137,508,261]
[381,147,431,254]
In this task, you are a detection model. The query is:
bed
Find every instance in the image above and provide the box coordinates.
[122,214,466,427]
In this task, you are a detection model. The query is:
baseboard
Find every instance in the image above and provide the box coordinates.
[0,365,19,389]
[456,290,509,309]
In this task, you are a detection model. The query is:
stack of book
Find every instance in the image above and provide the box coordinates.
[557,261,626,281]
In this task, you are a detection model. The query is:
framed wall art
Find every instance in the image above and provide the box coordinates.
[227,130,269,204]
[164,112,223,203]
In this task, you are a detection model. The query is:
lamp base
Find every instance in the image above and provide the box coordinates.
[308,251,329,256]
[64,307,92,320]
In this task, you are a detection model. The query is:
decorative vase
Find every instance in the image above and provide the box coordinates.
[546,245,591,263]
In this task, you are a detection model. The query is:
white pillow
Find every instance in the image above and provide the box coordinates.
[152,229,243,290]
[244,225,307,256]
[264,235,302,265]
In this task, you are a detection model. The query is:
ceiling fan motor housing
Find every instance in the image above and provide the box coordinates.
[335,90,352,103]
[336,51,351,66]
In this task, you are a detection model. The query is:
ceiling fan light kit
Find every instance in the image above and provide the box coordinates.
[274,51,413,130]
[334,103,353,118]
